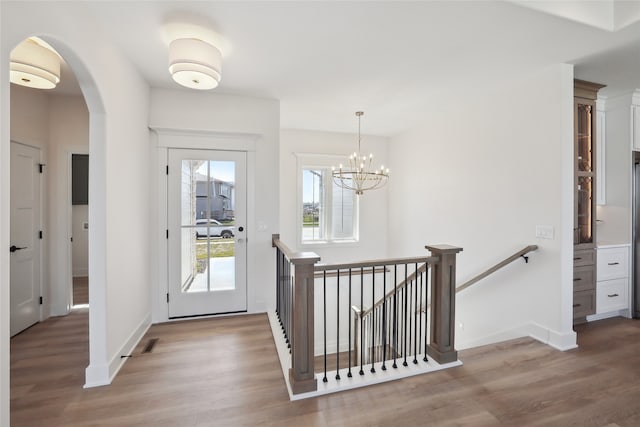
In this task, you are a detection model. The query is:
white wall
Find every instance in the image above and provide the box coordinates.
[10,85,49,148]
[279,129,389,262]
[597,93,632,245]
[387,64,576,351]
[148,89,279,322]
[1,2,152,408]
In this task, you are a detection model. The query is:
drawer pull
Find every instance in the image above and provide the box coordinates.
[608,293,619,298]
[573,278,582,281]
[574,257,582,261]
[607,262,620,266]
[573,303,581,308]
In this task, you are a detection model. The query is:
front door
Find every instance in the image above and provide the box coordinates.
[10,141,41,336]
[168,149,247,318]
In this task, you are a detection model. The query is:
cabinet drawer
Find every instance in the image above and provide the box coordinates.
[573,265,595,292]
[597,247,629,281]
[573,289,596,319]
[596,278,629,314]
[574,249,595,267]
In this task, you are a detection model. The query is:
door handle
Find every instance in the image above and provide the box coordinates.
[9,245,26,253]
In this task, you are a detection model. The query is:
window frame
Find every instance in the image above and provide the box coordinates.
[296,153,360,247]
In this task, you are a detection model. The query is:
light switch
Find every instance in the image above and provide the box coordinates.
[535,225,554,239]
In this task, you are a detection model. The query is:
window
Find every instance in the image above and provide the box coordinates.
[300,161,358,244]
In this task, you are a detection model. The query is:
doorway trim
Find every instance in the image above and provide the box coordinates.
[151,128,257,323]
[68,149,89,308]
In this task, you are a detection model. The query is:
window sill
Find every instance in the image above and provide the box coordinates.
[300,239,360,249]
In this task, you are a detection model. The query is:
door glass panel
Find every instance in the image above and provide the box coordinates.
[180,160,236,293]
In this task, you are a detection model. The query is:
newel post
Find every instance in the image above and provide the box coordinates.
[426,244,463,364]
[289,252,320,394]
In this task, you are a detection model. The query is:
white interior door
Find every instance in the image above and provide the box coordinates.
[168,149,247,318]
[10,141,41,336]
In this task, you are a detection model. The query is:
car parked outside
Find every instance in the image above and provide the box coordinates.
[195,219,235,238]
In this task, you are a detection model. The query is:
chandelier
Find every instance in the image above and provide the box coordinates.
[332,111,389,195]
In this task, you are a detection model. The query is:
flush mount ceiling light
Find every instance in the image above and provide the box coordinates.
[10,39,61,89]
[168,38,222,90]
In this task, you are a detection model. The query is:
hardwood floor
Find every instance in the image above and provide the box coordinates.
[72,276,88,306]
[10,313,640,426]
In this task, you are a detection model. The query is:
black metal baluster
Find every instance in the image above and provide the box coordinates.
[393,264,398,369]
[288,259,292,352]
[370,267,376,373]
[336,270,341,380]
[323,270,328,383]
[286,261,293,349]
[276,249,280,321]
[382,265,387,370]
[403,264,408,367]
[414,263,419,364]
[418,266,423,357]
[348,268,353,378]
[359,266,365,376]
[423,265,429,362]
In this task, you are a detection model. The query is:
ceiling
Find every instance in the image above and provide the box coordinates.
[44,1,640,136]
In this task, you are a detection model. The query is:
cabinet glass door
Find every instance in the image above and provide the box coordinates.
[576,176,593,245]
[576,104,593,173]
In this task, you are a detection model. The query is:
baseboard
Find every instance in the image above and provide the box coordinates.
[586,309,628,322]
[527,322,577,351]
[457,322,577,352]
[108,312,151,380]
[457,324,529,350]
[84,312,151,388]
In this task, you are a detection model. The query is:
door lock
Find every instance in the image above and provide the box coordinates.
[9,245,26,253]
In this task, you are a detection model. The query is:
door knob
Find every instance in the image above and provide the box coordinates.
[9,245,26,253]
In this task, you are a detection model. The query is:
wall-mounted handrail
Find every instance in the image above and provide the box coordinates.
[456,245,538,293]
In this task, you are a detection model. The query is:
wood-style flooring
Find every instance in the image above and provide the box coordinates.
[10,312,640,426]
[73,276,88,306]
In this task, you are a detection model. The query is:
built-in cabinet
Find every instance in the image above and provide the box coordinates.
[595,245,630,315]
[573,79,605,323]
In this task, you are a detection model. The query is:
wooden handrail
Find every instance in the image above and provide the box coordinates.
[314,255,437,272]
[272,234,320,264]
[456,245,538,293]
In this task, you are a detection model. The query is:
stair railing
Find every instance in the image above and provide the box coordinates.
[272,235,462,395]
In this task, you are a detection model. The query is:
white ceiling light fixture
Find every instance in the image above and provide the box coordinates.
[332,111,390,195]
[10,39,61,90]
[168,38,222,90]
